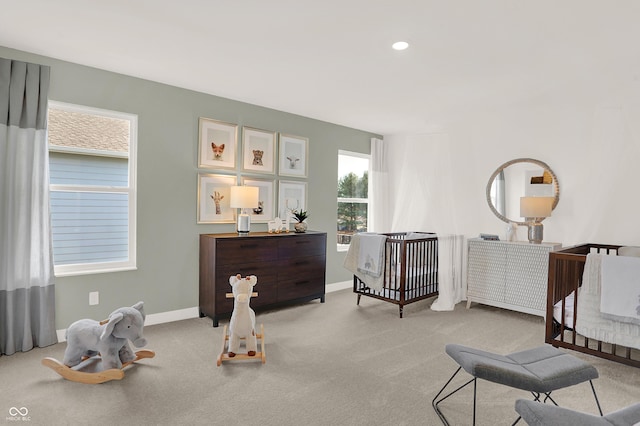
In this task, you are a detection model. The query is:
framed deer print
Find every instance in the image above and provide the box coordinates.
[278,134,308,178]
[198,117,237,170]
[278,180,307,220]
[197,173,237,223]
[242,127,276,174]
[241,177,275,223]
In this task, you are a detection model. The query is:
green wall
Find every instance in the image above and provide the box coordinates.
[0,46,378,329]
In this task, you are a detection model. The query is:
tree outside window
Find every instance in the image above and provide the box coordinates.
[337,151,369,250]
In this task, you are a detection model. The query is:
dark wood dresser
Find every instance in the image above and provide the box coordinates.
[199,231,327,326]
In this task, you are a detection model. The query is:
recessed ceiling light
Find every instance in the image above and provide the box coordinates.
[392,41,409,51]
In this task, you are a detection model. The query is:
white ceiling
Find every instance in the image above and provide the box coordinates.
[2,1,639,135]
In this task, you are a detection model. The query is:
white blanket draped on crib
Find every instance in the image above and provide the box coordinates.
[600,254,640,325]
[357,233,386,278]
[576,254,640,349]
[343,233,386,291]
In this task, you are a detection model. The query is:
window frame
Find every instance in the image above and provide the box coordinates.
[48,101,138,276]
[337,149,370,252]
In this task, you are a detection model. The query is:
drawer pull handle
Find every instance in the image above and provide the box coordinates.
[296,240,310,245]
[295,261,309,266]
[296,280,310,285]
[240,244,258,249]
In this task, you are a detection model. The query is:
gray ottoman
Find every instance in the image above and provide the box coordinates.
[432,344,602,425]
[516,399,640,426]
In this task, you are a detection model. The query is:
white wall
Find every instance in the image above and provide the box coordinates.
[384,85,640,247]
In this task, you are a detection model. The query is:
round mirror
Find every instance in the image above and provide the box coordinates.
[486,158,560,225]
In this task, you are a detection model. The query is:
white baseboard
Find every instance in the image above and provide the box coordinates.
[56,306,200,342]
[327,280,351,292]
[144,306,200,326]
[55,283,350,342]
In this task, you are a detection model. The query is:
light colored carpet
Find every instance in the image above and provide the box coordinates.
[2,289,639,425]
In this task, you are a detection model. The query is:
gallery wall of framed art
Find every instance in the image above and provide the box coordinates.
[197,116,309,228]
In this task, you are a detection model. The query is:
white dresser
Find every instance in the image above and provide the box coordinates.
[466,238,561,317]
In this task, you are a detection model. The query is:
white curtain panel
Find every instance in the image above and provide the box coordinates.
[369,138,390,232]
[0,58,57,355]
[384,133,466,310]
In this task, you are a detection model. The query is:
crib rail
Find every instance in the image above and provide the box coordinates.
[353,232,438,318]
[546,243,640,368]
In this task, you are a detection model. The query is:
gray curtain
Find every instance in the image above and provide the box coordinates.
[0,58,57,355]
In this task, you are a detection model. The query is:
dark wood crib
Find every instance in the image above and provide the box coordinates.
[353,232,438,318]
[546,243,640,368]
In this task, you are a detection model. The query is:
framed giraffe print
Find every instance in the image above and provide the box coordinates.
[197,173,237,224]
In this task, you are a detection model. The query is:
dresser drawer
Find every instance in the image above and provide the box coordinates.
[278,235,325,258]
[215,274,278,313]
[215,238,278,265]
[277,276,325,302]
[277,256,325,277]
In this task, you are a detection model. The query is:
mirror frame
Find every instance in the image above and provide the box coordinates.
[485,158,560,225]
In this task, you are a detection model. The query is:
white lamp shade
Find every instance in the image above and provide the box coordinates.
[520,197,553,218]
[230,186,259,209]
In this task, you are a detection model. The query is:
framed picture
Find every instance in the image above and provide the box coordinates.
[197,173,237,224]
[278,180,307,220]
[278,134,308,178]
[241,177,275,223]
[242,127,276,174]
[198,117,237,169]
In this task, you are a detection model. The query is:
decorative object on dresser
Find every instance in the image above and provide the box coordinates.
[229,185,259,234]
[345,232,439,318]
[267,217,289,233]
[200,231,327,327]
[547,243,640,368]
[466,238,561,317]
[291,209,308,233]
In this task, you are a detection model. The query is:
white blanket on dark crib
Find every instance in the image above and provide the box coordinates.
[357,233,386,277]
[576,254,640,349]
[600,254,640,325]
[343,233,385,291]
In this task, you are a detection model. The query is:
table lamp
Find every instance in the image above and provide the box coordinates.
[520,196,553,244]
[230,186,259,234]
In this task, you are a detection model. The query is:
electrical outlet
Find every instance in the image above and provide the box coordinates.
[89,291,99,306]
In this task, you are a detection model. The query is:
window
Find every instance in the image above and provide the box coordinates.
[337,150,369,251]
[48,101,137,276]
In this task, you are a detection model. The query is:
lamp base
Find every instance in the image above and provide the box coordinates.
[527,222,543,244]
[237,214,251,234]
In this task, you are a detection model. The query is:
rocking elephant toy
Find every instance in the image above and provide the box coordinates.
[42,301,154,383]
